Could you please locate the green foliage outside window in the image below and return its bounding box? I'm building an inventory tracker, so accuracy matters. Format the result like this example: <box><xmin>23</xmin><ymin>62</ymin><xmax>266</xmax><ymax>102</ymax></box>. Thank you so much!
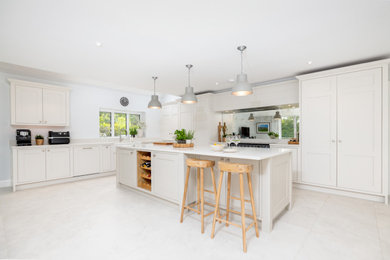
<box><xmin>99</xmin><ymin>112</ymin><xmax>111</xmax><ymax>137</ymax></box>
<box><xmin>114</xmin><ymin>113</ymin><xmax>127</xmax><ymax>136</ymax></box>
<box><xmin>281</xmin><ymin>116</ymin><xmax>299</xmax><ymax>138</ymax></box>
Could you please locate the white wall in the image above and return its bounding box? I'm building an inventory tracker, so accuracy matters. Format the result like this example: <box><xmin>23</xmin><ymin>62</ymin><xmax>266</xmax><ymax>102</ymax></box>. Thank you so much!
<box><xmin>0</xmin><ymin>72</ymin><xmax>166</xmax><ymax>185</ymax></box>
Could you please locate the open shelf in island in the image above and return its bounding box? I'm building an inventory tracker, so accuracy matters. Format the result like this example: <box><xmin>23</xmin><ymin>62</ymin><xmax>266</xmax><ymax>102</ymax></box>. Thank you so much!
<box><xmin>137</xmin><ymin>151</ymin><xmax>152</xmax><ymax>191</ymax></box>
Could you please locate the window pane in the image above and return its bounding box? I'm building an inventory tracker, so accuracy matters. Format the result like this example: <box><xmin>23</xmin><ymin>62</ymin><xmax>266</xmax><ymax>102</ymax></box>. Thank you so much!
<box><xmin>129</xmin><ymin>114</ymin><xmax>140</xmax><ymax>127</ymax></box>
<box><xmin>99</xmin><ymin>112</ymin><xmax>112</xmax><ymax>137</ymax></box>
<box><xmin>281</xmin><ymin>116</ymin><xmax>295</xmax><ymax>138</ymax></box>
<box><xmin>114</xmin><ymin>113</ymin><xmax>127</xmax><ymax>136</ymax></box>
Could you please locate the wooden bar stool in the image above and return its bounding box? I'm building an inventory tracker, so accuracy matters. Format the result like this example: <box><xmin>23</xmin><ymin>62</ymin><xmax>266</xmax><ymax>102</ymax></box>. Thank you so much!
<box><xmin>211</xmin><ymin>161</ymin><xmax>259</xmax><ymax>253</ymax></box>
<box><xmin>180</xmin><ymin>158</ymin><xmax>218</xmax><ymax>233</ymax></box>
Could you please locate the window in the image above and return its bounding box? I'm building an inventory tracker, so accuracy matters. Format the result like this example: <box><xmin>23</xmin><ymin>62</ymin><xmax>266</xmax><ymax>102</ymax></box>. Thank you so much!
<box><xmin>114</xmin><ymin>113</ymin><xmax>127</xmax><ymax>136</ymax></box>
<box><xmin>281</xmin><ymin>116</ymin><xmax>299</xmax><ymax>138</ymax></box>
<box><xmin>99</xmin><ymin>112</ymin><xmax>112</xmax><ymax>137</ymax></box>
<box><xmin>99</xmin><ymin>109</ymin><xmax>144</xmax><ymax>137</ymax></box>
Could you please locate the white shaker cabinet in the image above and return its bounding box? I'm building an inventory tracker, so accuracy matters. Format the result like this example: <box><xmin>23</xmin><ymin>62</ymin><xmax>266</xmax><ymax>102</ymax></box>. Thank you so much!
<box><xmin>46</xmin><ymin>147</ymin><xmax>71</xmax><ymax>180</ymax></box>
<box><xmin>117</xmin><ymin>149</ymin><xmax>137</xmax><ymax>188</ymax></box>
<box><xmin>42</xmin><ymin>88</ymin><xmax>69</xmax><ymax>126</ymax></box>
<box><xmin>301</xmin><ymin>77</ymin><xmax>337</xmax><ymax>186</ymax></box>
<box><xmin>152</xmin><ymin>151</ymin><xmax>180</xmax><ymax>202</ymax></box>
<box><xmin>10</xmin><ymin>79</ymin><xmax>70</xmax><ymax>126</ymax></box>
<box><xmin>336</xmin><ymin>69</ymin><xmax>382</xmax><ymax>193</ymax></box>
<box><xmin>17</xmin><ymin>148</ymin><xmax>46</xmax><ymax>184</ymax></box>
<box><xmin>101</xmin><ymin>144</ymin><xmax>116</xmax><ymax>172</ymax></box>
<box><xmin>298</xmin><ymin>60</ymin><xmax>389</xmax><ymax>198</ymax></box>
<box><xmin>13</xmin><ymin>85</ymin><xmax>43</xmax><ymax>125</ymax></box>
<box><xmin>73</xmin><ymin>145</ymin><xmax>100</xmax><ymax>176</ymax></box>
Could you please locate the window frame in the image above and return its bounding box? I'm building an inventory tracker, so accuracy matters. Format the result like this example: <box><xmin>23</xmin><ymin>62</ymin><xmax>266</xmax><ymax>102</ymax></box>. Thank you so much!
<box><xmin>99</xmin><ymin>108</ymin><xmax>145</xmax><ymax>137</ymax></box>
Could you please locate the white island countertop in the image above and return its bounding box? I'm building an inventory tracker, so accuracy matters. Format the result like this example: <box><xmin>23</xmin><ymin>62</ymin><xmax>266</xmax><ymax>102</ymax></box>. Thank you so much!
<box><xmin>116</xmin><ymin>143</ymin><xmax>291</xmax><ymax>161</ymax></box>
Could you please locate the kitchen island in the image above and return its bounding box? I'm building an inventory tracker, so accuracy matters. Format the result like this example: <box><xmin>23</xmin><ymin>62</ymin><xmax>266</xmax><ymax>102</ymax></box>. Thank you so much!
<box><xmin>116</xmin><ymin>144</ymin><xmax>292</xmax><ymax>232</ymax></box>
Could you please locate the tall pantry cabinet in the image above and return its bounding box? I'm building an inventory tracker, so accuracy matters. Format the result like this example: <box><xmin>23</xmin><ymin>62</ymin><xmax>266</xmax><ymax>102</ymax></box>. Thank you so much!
<box><xmin>297</xmin><ymin>59</ymin><xmax>389</xmax><ymax>203</ymax></box>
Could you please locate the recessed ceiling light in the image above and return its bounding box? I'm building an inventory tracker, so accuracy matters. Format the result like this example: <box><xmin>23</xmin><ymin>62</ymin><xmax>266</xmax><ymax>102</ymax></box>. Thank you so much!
<box><xmin>228</xmin><ymin>79</ymin><xmax>235</xmax><ymax>82</ymax></box>
<box><xmin>215</xmin><ymin>82</ymin><xmax>219</xmax><ymax>85</ymax></box>
<box><xmin>307</xmin><ymin>61</ymin><xmax>312</xmax><ymax>65</ymax></box>
<box><xmin>95</xmin><ymin>41</ymin><xmax>103</xmax><ymax>47</ymax></box>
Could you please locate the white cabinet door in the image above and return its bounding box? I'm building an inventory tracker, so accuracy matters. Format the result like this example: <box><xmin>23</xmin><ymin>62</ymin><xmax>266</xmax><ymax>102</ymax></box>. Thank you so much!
<box><xmin>17</xmin><ymin>148</ymin><xmax>46</xmax><ymax>184</ymax></box>
<box><xmin>101</xmin><ymin>145</ymin><xmax>112</xmax><ymax>172</ymax></box>
<box><xmin>301</xmin><ymin>77</ymin><xmax>337</xmax><ymax>186</ymax></box>
<box><xmin>43</xmin><ymin>89</ymin><xmax>69</xmax><ymax>126</ymax></box>
<box><xmin>117</xmin><ymin>149</ymin><xmax>137</xmax><ymax>187</ymax></box>
<box><xmin>73</xmin><ymin>145</ymin><xmax>100</xmax><ymax>176</ymax></box>
<box><xmin>337</xmin><ymin>68</ymin><xmax>382</xmax><ymax>193</ymax></box>
<box><xmin>14</xmin><ymin>85</ymin><xmax>43</xmax><ymax>125</ymax></box>
<box><xmin>152</xmin><ymin>152</ymin><xmax>179</xmax><ymax>202</ymax></box>
<box><xmin>46</xmin><ymin>147</ymin><xmax>71</xmax><ymax>180</ymax></box>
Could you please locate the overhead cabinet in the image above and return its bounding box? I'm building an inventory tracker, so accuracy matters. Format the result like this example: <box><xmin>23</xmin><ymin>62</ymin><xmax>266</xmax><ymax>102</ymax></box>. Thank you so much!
<box><xmin>299</xmin><ymin>60</ymin><xmax>389</xmax><ymax>196</ymax></box>
<box><xmin>10</xmin><ymin>79</ymin><xmax>70</xmax><ymax>126</ymax></box>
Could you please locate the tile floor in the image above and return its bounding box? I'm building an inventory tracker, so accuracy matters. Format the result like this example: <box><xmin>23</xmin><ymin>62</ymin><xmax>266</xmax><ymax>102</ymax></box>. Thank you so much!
<box><xmin>0</xmin><ymin>176</ymin><xmax>389</xmax><ymax>260</ymax></box>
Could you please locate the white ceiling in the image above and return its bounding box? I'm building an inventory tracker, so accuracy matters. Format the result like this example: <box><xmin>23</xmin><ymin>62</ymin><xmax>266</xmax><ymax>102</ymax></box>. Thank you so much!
<box><xmin>0</xmin><ymin>0</ymin><xmax>389</xmax><ymax>96</ymax></box>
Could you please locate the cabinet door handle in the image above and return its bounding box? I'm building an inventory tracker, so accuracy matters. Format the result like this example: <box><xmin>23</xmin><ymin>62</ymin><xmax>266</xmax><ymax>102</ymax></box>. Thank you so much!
<box><xmin>331</xmin><ymin>140</ymin><xmax>336</xmax><ymax>143</ymax></box>
<box><xmin>83</xmin><ymin>147</ymin><xmax>93</xmax><ymax>150</ymax></box>
<box><xmin>42</xmin><ymin>150</ymin><xmax>45</xmax><ymax>152</ymax></box>
<box><xmin>47</xmin><ymin>150</ymin><xmax>50</xmax><ymax>152</ymax></box>
<box><xmin>338</xmin><ymin>140</ymin><xmax>342</xmax><ymax>143</ymax></box>
<box><xmin>153</xmin><ymin>154</ymin><xmax>156</xmax><ymax>157</ymax></box>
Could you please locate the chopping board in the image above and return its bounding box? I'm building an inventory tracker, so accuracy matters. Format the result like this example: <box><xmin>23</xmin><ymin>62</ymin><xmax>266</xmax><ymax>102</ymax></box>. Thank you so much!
<box><xmin>153</xmin><ymin>142</ymin><xmax>174</xmax><ymax>145</ymax></box>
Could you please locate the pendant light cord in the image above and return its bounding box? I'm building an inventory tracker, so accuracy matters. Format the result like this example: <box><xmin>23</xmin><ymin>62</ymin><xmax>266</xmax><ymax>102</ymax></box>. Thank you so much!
<box><xmin>152</xmin><ymin>76</ymin><xmax>157</xmax><ymax>95</ymax></box>
<box><xmin>188</xmin><ymin>67</ymin><xmax>191</xmax><ymax>87</ymax></box>
<box><xmin>240</xmin><ymin>50</ymin><xmax>244</xmax><ymax>74</ymax></box>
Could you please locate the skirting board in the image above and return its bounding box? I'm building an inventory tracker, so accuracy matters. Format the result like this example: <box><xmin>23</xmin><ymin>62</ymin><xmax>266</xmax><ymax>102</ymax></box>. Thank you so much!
<box><xmin>0</xmin><ymin>180</ymin><xmax>11</xmax><ymax>188</ymax></box>
<box><xmin>293</xmin><ymin>183</ymin><xmax>386</xmax><ymax>203</ymax></box>
<box><xmin>15</xmin><ymin>172</ymin><xmax>115</xmax><ymax>191</ymax></box>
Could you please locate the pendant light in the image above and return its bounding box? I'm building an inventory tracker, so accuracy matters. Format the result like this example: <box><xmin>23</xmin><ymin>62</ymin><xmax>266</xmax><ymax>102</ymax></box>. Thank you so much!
<box><xmin>232</xmin><ymin>45</ymin><xmax>253</xmax><ymax>96</ymax></box>
<box><xmin>248</xmin><ymin>113</ymin><xmax>255</xmax><ymax>121</ymax></box>
<box><xmin>148</xmin><ymin>76</ymin><xmax>162</xmax><ymax>109</ymax></box>
<box><xmin>181</xmin><ymin>64</ymin><xmax>197</xmax><ymax>104</ymax></box>
<box><xmin>274</xmin><ymin>111</ymin><xmax>282</xmax><ymax>120</ymax></box>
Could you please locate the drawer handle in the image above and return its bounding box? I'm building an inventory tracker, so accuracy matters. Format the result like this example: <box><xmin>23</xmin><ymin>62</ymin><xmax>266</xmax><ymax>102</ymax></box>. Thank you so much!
<box><xmin>83</xmin><ymin>147</ymin><xmax>93</xmax><ymax>150</ymax></box>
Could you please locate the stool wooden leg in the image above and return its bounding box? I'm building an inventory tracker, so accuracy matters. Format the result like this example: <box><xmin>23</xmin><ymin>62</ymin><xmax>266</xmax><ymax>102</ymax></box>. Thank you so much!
<box><xmin>200</xmin><ymin>168</ymin><xmax>205</xmax><ymax>233</ymax></box>
<box><xmin>226</xmin><ymin>172</ymin><xmax>231</xmax><ymax>226</ymax></box>
<box><xmin>210</xmin><ymin>167</ymin><xmax>220</xmax><ymax>221</ymax></box>
<box><xmin>247</xmin><ymin>172</ymin><xmax>259</xmax><ymax>237</ymax></box>
<box><xmin>239</xmin><ymin>174</ymin><xmax>247</xmax><ymax>253</ymax></box>
<box><xmin>180</xmin><ymin>166</ymin><xmax>191</xmax><ymax>223</ymax></box>
<box><xmin>211</xmin><ymin>170</ymin><xmax>224</xmax><ymax>239</ymax></box>
<box><xmin>197</xmin><ymin>168</ymin><xmax>200</xmax><ymax>212</ymax></box>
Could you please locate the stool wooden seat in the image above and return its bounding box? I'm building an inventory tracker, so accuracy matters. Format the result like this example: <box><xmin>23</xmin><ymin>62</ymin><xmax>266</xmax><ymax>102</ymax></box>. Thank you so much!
<box><xmin>180</xmin><ymin>158</ymin><xmax>218</xmax><ymax>233</ymax></box>
<box><xmin>211</xmin><ymin>161</ymin><xmax>259</xmax><ymax>253</ymax></box>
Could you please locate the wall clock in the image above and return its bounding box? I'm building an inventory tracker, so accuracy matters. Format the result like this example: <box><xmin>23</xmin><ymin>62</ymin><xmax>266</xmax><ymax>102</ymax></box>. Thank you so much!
<box><xmin>120</xmin><ymin>97</ymin><xmax>129</xmax><ymax>107</ymax></box>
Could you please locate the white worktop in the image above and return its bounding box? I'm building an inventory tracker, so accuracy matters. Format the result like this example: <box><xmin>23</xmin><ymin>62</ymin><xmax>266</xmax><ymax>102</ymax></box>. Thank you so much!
<box><xmin>116</xmin><ymin>143</ymin><xmax>291</xmax><ymax>161</ymax></box>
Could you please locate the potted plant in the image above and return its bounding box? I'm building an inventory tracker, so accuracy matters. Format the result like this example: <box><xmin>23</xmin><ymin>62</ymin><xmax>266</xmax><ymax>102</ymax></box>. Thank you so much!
<box><xmin>35</xmin><ymin>135</ymin><xmax>44</xmax><ymax>145</ymax></box>
<box><xmin>129</xmin><ymin>126</ymin><xmax>138</xmax><ymax>138</ymax></box>
<box><xmin>186</xmin><ymin>130</ymin><xmax>195</xmax><ymax>144</ymax></box>
<box><xmin>268</xmin><ymin>132</ymin><xmax>279</xmax><ymax>139</ymax></box>
<box><xmin>174</xmin><ymin>129</ymin><xmax>187</xmax><ymax>144</ymax></box>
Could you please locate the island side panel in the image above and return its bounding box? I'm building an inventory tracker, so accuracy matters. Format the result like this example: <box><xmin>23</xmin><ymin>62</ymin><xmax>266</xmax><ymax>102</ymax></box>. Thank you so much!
<box><xmin>260</xmin><ymin>152</ymin><xmax>292</xmax><ymax>232</ymax></box>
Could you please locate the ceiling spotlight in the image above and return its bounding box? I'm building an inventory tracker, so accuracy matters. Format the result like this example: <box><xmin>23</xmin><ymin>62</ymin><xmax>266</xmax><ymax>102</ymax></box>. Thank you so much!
<box><xmin>248</xmin><ymin>113</ymin><xmax>255</xmax><ymax>121</ymax></box>
<box><xmin>274</xmin><ymin>111</ymin><xmax>282</xmax><ymax>120</ymax></box>
<box><xmin>215</xmin><ymin>82</ymin><xmax>219</xmax><ymax>85</ymax></box>
<box><xmin>95</xmin><ymin>41</ymin><xmax>103</xmax><ymax>47</ymax></box>
<box><xmin>307</xmin><ymin>61</ymin><xmax>312</xmax><ymax>65</ymax></box>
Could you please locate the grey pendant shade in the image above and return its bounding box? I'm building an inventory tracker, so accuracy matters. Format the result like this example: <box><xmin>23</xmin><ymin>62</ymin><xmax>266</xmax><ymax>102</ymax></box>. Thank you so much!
<box><xmin>274</xmin><ymin>111</ymin><xmax>282</xmax><ymax>120</ymax></box>
<box><xmin>248</xmin><ymin>113</ymin><xmax>255</xmax><ymax>121</ymax></box>
<box><xmin>232</xmin><ymin>45</ymin><xmax>253</xmax><ymax>96</ymax></box>
<box><xmin>181</xmin><ymin>64</ymin><xmax>198</xmax><ymax>104</ymax></box>
<box><xmin>148</xmin><ymin>76</ymin><xmax>162</xmax><ymax>109</ymax></box>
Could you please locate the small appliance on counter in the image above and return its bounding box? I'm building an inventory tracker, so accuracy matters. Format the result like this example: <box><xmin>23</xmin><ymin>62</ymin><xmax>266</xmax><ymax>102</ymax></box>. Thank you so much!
<box><xmin>16</xmin><ymin>129</ymin><xmax>32</xmax><ymax>146</ymax></box>
<box><xmin>48</xmin><ymin>131</ymin><xmax>70</xmax><ymax>145</ymax></box>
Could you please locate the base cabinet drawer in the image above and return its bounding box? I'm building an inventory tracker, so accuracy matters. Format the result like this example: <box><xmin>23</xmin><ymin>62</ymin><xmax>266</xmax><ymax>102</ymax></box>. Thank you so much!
<box><xmin>17</xmin><ymin>149</ymin><xmax>46</xmax><ymax>184</ymax></box>
<box><xmin>73</xmin><ymin>146</ymin><xmax>100</xmax><ymax>176</ymax></box>
<box><xmin>46</xmin><ymin>147</ymin><xmax>71</xmax><ymax>180</ymax></box>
